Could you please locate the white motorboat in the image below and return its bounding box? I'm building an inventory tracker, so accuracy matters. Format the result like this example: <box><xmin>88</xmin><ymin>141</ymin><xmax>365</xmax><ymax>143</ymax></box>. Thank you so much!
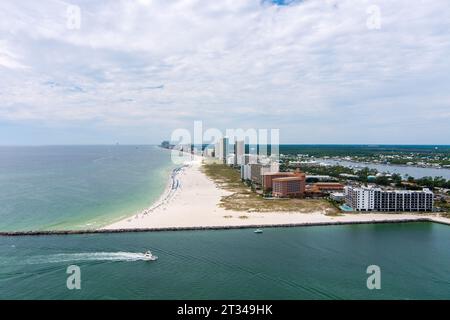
<box><xmin>143</xmin><ymin>250</ymin><xmax>158</xmax><ymax>261</ymax></box>
<box><xmin>254</xmin><ymin>229</ymin><xmax>263</xmax><ymax>234</ymax></box>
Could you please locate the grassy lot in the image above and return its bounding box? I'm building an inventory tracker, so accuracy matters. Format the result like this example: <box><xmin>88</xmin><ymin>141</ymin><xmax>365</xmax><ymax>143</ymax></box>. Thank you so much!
<box><xmin>201</xmin><ymin>162</ymin><xmax>338</xmax><ymax>214</ymax></box>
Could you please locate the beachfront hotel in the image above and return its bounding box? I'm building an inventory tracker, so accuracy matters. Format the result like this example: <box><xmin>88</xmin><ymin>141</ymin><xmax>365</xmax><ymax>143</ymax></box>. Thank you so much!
<box><xmin>272</xmin><ymin>176</ymin><xmax>306</xmax><ymax>198</ymax></box>
<box><xmin>345</xmin><ymin>186</ymin><xmax>434</xmax><ymax>212</ymax></box>
<box><xmin>262</xmin><ymin>172</ymin><xmax>296</xmax><ymax>192</ymax></box>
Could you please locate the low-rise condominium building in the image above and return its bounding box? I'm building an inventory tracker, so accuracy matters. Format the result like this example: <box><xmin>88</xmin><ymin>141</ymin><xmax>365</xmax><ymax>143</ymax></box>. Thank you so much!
<box><xmin>344</xmin><ymin>186</ymin><xmax>434</xmax><ymax>212</ymax></box>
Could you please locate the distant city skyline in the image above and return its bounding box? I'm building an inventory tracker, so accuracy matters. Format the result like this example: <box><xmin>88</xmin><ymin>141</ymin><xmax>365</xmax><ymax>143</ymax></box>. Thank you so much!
<box><xmin>1</xmin><ymin>0</ymin><xmax>450</xmax><ymax>145</ymax></box>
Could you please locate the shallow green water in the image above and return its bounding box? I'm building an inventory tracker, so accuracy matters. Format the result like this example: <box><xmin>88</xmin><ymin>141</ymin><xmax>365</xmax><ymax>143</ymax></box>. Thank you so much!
<box><xmin>0</xmin><ymin>145</ymin><xmax>175</xmax><ymax>231</ymax></box>
<box><xmin>1</xmin><ymin>223</ymin><xmax>449</xmax><ymax>299</ymax></box>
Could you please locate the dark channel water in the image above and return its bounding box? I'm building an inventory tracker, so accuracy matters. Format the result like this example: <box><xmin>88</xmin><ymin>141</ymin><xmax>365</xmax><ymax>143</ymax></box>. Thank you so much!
<box><xmin>1</xmin><ymin>222</ymin><xmax>449</xmax><ymax>300</ymax></box>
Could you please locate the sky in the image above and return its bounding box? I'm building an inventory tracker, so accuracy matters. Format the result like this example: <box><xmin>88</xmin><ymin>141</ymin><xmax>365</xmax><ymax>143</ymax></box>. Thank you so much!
<box><xmin>0</xmin><ymin>0</ymin><xmax>450</xmax><ymax>145</ymax></box>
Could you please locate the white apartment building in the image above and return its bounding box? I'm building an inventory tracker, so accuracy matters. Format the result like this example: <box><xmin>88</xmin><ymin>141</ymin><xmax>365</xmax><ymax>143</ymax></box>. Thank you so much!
<box><xmin>244</xmin><ymin>154</ymin><xmax>258</xmax><ymax>165</ymax></box>
<box><xmin>222</xmin><ymin>137</ymin><xmax>229</xmax><ymax>163</ymax></box>
<box><xmin>241</xmin><ymin>162</ymin><xmax>279</xmax><ymax>184</ymax></box>
<box><xmin>345</xmin><ymin>186</ymin><xmax>375</xmax><ymax>211</ymax></box>
<box><xmin>214</xmin><ymin>137</ymin><xmax>229</xmax><ymax>163</ymax></box>
<box><xmin>226</xmin><ymin>154</ymin><xmax>235</xmax><ymax>165</ymax></box>
<box><xmin>240</xmin><ymin>164</ymin><xmax>252</xmax><ymax>180</ymax></box>
<box><xmin>203</xmin><ymin>148</ymin><xmax>214</xmax><ymax>157</ymax></box>
<box><xmin>235</xmin><ymin>140</ymin><xmax>245</xmax><ymax>165</ymax></box>
<box><xmin>215</xmin><ymin>141</ymin><xmax>222</xmax><ymax>160</ymax></box>
<box><xmin>345</xmin><ymin>186</ymin><xmax>434</xmax><ymax>212</ymax></box>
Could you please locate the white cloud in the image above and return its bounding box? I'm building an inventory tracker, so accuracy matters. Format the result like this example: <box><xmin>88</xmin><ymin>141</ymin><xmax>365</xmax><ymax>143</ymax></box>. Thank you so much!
<box><xmin>0</xmin><ymin>41</ymin><xmax>28</xmax><ymax>69</ymax></box>
<box><xmin>0</xmin><ymin>0</ymin><xmax>449</xmax><ymax>143</ymax></box>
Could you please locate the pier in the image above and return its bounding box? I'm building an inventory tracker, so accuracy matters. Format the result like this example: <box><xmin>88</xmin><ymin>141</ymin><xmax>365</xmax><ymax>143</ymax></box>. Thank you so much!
<box><xmin>0</xmin><ymin>217</ymin><xmax>448</xmax><ymax>237</ymax></box>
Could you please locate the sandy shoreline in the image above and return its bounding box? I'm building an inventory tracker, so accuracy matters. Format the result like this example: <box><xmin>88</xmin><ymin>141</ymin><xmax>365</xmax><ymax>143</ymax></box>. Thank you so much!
<box><xmin>102</xmin><ymin>155</ymin><xmax>450</xmax><ymax>230</ymax></box>
<box><xmin>130</xmin><ymin>163</ymin><xmax>189</xmax><ymax>218</ymax></box>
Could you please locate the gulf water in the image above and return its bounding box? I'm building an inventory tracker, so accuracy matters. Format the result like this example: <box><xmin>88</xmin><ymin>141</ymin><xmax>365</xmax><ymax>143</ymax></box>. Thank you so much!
<box><xmin>0</xmin><ymin>145</ymin><xmax>175</xmax><ymax>231</ymax></box>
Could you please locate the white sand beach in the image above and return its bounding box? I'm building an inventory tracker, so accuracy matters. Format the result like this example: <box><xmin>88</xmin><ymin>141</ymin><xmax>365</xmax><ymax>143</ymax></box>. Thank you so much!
<box><xmin>102</xmin><ymin>156</ymin><xmax>450</xmax><ymax>230</ymax></box>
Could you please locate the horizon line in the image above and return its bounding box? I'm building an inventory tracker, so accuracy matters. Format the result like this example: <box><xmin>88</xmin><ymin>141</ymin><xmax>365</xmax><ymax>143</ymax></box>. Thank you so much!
<box><xmin>1</xmin><ymin>143</ymin><xmax>449</xmax><ymax>147</ymax></box>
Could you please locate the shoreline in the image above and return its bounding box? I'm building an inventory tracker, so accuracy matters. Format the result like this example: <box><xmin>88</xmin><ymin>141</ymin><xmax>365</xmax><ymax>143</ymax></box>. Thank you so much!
<box><xmin>124</xmin><ymin>164</ymin><xmax>188</xmax><ymax>220</ymax></box>
<box><xmin>101</xmin><ymin>150</ymin><xmax>192</xmax><ymax>228</ymax></box>
<box><xmin>2</xmin><ymin>152</ymin><xmax>449</xmax><ymax>236</ymax></box>
<box><xmin>2</xmin><ymin>218</ymin><xmax>447</xmax><ymax>236</ymax></box>
<box><xmin>100</xmin><ymin>154</ymin><xmax>450</xmax><ymax>231</ymax></box>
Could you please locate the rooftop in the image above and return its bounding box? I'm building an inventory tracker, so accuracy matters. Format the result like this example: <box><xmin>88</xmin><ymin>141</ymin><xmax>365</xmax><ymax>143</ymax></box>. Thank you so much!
<box><xmin>273</xmin><ymin>177</ymin><xmax>304</xmax><ymax>182</ymax></box>
<box><xmin>262</xmin><ymin>172</ymin><xmax>293</xmax><ymax>176</ymax></box>
<box><xmin>347</xmin><ymin>186</ymin><xmax>433</xmax><ymax>194</ymax></box>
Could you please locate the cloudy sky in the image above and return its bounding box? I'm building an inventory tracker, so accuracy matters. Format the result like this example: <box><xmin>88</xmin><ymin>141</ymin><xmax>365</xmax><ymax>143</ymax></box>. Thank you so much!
<box><xmin>1</xmin><ymin>0</ymin><xmax>449</xmax><ymax>145</ymax></box>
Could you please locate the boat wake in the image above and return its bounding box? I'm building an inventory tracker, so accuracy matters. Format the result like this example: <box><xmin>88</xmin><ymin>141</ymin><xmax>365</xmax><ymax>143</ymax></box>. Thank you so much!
<box><xmin>25</xmin><ymin>252</ymin><xmax>153</xmax><ymax>264</ymax></box>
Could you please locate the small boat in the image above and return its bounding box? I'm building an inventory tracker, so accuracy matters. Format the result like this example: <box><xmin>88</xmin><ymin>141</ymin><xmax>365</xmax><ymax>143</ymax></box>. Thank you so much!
<box><xmin>143</xmin><ymin>250</ymin><xmax>158</xmax><ymax>261</ymax></box>
<box><xmin>254</xmin><ymin>229</ymin><xmax>263</xmax><ymax>234</ymax></box>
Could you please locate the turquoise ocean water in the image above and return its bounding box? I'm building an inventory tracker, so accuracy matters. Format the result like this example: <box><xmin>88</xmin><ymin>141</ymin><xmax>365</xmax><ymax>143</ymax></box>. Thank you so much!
<box><xmin>0</xmin><ymin>145</ymin><xmax>175</xmax><ymax>231</ymax></box>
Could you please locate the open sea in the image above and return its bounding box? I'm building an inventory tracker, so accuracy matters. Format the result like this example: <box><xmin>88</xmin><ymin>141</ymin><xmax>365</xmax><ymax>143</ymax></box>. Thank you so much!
<box><xmin>0</xmin><ymin>145</ymin><xmax>175</xmax><ymax>231</ymax></box>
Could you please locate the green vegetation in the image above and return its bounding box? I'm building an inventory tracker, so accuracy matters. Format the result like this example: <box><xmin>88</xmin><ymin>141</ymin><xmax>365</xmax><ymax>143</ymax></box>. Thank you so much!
<box><xmin>279</xmin><ymin>144</ymin><xmax>450</xmax><ymax>157</ymax></box>
<box><xmin>286</xmin><ymin>161</ymin><xmax>450</xmax><ymax>189</ymax></box>
<box><xmin>325</xmin><ymin>199</ymin><xmax>345</xmax><ymax>216</ymax></box>
<box><xmin>435</xmin><ymin>199</ymin><xmax>450</xmax><ymax>213</ymax></box>
<box><xmin>280</xmin><ymin>145</ymin><xmax>450</xmax><ymax>171</ymax></box>
<box><xmin>202</xmin><ymin>162</ymin><xmax>338</xmax><ymax>214</ymax></box>
<box><xmin>287</xmin><ymin>163</ymin><xmax>408</xmax><ymax>186</ymax></box>
<box><xmin>285</xmin><ymin>164</ymin><xmax>356</xmax><ymax>177</ymax></box>
<box><xmin>406</xmin><ymin>176</ymin><xmax>450</xmax><ymax>189</ymax></box>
